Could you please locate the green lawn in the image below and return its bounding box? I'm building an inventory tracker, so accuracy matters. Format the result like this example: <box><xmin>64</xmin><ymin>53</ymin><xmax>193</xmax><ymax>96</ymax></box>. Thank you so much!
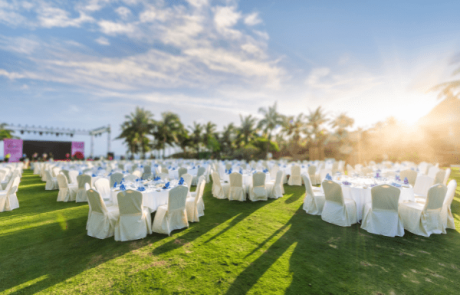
<box><xmin>1</xmin><ymin>169</ymin><xmax>460</xmax><ymax>294</ymax></box>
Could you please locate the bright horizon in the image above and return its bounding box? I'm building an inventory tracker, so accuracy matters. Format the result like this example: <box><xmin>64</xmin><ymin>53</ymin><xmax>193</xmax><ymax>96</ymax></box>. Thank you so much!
<box><xmin>1</xmin><ymin>0</ymin><xmax>459</xmax><ymax>156</ymax></box>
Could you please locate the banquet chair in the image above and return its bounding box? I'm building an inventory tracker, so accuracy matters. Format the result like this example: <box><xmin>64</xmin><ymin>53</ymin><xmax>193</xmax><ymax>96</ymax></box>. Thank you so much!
<box><xmin>266</xmin><ymin>170</ymin><xmax>284</xmax><ymax>199</ymax></box>
<box><xmin>186</xmin><ymin>178</ymin><xmax>206</xmax><ymax>222</ymax></box>
<box><xmin>115</xmin><ymin>190</ymin><xmax>152</xmax><ymax>241</ymax></box>
<box><xmin>270</xmin><ymin>164</ymin><xmax>279</xmax><ymax>179</ymax></box>
<box><xmin>86</xmin><ymin>189</ymin><xmax>119</xmax><ymax>239</ymax></box>
<box><xmin>161</xmin><ymin>166</ymin><xmax>169</xmax><ymax>174</ymax></box>
<box><xmin>158</xmin><ymin>173</ymin><xmax>170</xmax><ymax>181</ymax></box>
<box><xmin>33</xmin><ymin>163</ymin><xmax>41</xmax><ymax>175</ymax></box>
<box><xmin>152</xmin><ymin>185</ymin><xmax>189</xmax><ymax>236</ymax></box>
<box><xmin>132</xmin><ymin>170</ymin><xmax>142</xmax><ymax>179</ymax></box>
<box><xmin>399</xmin><ymin>184</ymin><xmax>447</xmax><ymax>237</ymax></box>
<box><xmin>441</xmin><ymin>180</ymin><xmax>457</xmax><ymax>230</ymax></box>
<box><xmin>318</xmin><ymin>169</ymin><xmax>332</xmax><ymax>183</ymax></box>
<box><xmin>124</xmin><ymin>174</ymin><xmax>137</xmax><ymax>182</ymax></box>
<box><xmin>52</xmin><ymin>167</ymin><xmax>61</xmax><ymax>178</ymax></box>
<box><xmin>414</xmin><ymin>175</ymin><xmax>435</xmax><ymax>203</ymax></box>
<box><xmin>76</xmin><ymin>174</ymin><xmax>91</xmax><ymax>203</ymax></box>
<box><xmin>308</xmin><ymin>166</ymin><xmax>318</xmax><ymax>185</ymax></box>
<box><xmin>427</xmin><ymin>166</ymin><xmax>439</xmax><ymax>179</ymax></box>
<box><xmin>142</xmin><ymin>165</ymin><xmax>152</xmax><ymax>180</ymax></box>
<box><xmin>192</xmin><ymin>167</ymin><xmax>206</xmax><ymax>186</ymax></box>
<box><xmin>61</xmin><ymin>170</ymin><xmax>72</xmax><ymax>184</ymax></box>
<box><xmin>434</xmin><ymin>170</ymin><xmax>446</xmax><ymax>185</ymax></box>
<box><xmin>45</xmin><ymin>170</ymin><xmax>59</xmax><ymax>190</ymax></box>
<box><xmin>211</xmin><ymin>171</ymin><xmax>229</xmax><ymax>199</ymax></box>
<box><xmin>178</xmin><ymin>167</ymin><xmax>187</xmax><ymax>178</ymax></box>
<box><xmin>288</xmin><ymin>165</ymin><xmax>302</xmax><ymax>186</ymax></box>
<box><xmin>302</xmin><ymin>174</ymin><xmax>325</xmax><ymax>215</ymax></box>
<box><xmin>361</xmin><ymin>185</ymin><xmax>404</xmax><ymax>237</ymax></box>
<box><xmin>228</xmin><ymin>172</ymin><xmax>246</xmax><ymax>201</ymax></box>
<box><xmin>225</xmin><ymin>163</ymin><xmax>232</xmax><ymax>171</ymax></box>
<box><xmin>0</xmin><ymin>169</ymin><xmax>7</xmax><ymax>185</ymax></box>
<box><xmin>69</xmin><ymin>170</ymin><xmax>79</xmax><ymax>185</ymax></box>
<box><xmin>94</xmin><ymin>178</ymin><xmax>112</xmax><ymax>203</ymax></box>
<box><xmin>443</xmin><ymin>168</ymin><xmax>451</xmax><ymax>185</ymax></box>
<box><xmin>118</xmin><ymin>164</ymin><xmax>124</xmax><ymax>170</ymax></box>
<box><xmin>400</xmin><ymin>170</ymin><xmax>417</xmax><ymax>186</ymax></box>
<box><xmin>56</xmin><ymin>174</ymin><xmax>78</xmax><ymax>202</ymax></box>
<box><xmin>82</xmin><ymin>169</ymin><xmax>92</xmax><ymax>175</ymax></box>
<box><xmin>182</xmin><ymin>173</ymin><xmax>193</xmax><ymax>191</ymax></box>
<box><xmin>110</xmin><ymin>172</ymin><xmax>124</xmax><ymax>187</ymax></box>
<box><xmin>249</xmin><ymin>172</ymin><xmax>267</xmax><ymax>202</ymax></box>
<box><xmin>0</xmin><ymin>177</ymin><xmax>20</xmax><ymax>212</ymax></box>
<box><xmin>321</xmin><ymin>180</ymin><xmax>358</xmax><ymax>227</ymax></box>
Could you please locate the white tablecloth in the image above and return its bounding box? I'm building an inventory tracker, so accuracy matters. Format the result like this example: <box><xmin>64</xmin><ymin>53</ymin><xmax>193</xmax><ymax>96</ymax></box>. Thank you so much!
<box><xmin>111</xmin><ymin>188</ymin><xmax>169</xmax><ymax>213</ymax></box>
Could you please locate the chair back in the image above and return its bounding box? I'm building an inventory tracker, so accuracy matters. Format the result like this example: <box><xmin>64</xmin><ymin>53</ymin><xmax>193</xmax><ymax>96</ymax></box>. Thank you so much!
<box><xmin>275</xmin><ymin>170</ymin><xmax>283</xmax><ymax>186</ymax></box>
<box><xmin>168</xmin><ymin>185</ymin><xmax>188</xmax><ymax>212</ymax></box>
<box><xmin>424</xmin><ymin>184</ymin><xmax>447</xmax><ymax>211</ymax></box>
<box><xmin>178</xmin><ymin>167</ymin><xmax>187</xmax><ymax>178</ymax></box>
<box><xmin>322</xmin><ymin>180</ymin><xmax>344</xmax><ymax>205</ymax></box>
<box><xmin>229</xmin><ymin>172</ymin><xmax>243</xmax><ymax>187</ymax></box>
<box><xmin>371</xmin><ymin>185</ymin><xmax>400</xmax><ymax>212</ymax></box>
<box><xmin>69</xmin><ymin>170</ymin><xmax>79</xmax><ymax>184</ymax></box>
<box><xmin>77</xmin><ymin>174</ymin><xmax>91</xmax><ymax>189</ymax></box>
<box><xmin>270</xmin><ymin>165</ymin><xmax>279</xmax><ymax>177</ymax></box>
<box><xmin>400</xmin><ymin>169</ymin><xmax>417</xmax><ymax>186</ymax></box>
<box><xmin>6</xmin><ymin>177</ymin><xmax>20</xmax><ymax>195</ymax></box>
<box><xmin>211</xmin><ymin>171</ymin><xmax>221</xmax><ymax>183</ymax></box>
<box><xmin>87</xmin><ymin>189</ymin><xmax>107</xmax><ymax>214</ymax></box>
<box><xmin>94</xmin><ymin>178</ymin><xmax>111</xmax><ymax>198</ymax></box>
<box><xmin>132</xmin><ymin>170</ymin><xmax>142</xmax><ymax>178</ymax></box>
<box><xmin>443</xmin><ymin>179</ymin><xmax>457</xmax><ymax>206</ymax></box>
<box><xmin>253</xmin><ymin>172</ymin><xmax>266</xmax><ymax>187</ymax></box>
<box><xmin>124</xmin><ymin>174</ymin><xmax>137</xmax><ymax>182</ymax></box>
<box><xmin>225</xmin><ymin>163</ymin><xmax>232</xmax><ymax>170</ymax></box>
<box><xmin>61</xmin><ymin>170</ymin><xmax>71</xmax><ymax>183</ymax></box>
<box><xmin>291</xmin><ymin>165</ymin><xmax>301</xmax><ymax>176</ymax></box>
<box><xmin>197</xmin><ymin>167</ymin><xmax>206</xmax><ymax>177</ymax></box>
<box><xmin>434</xmin><ymin>170</ymin><xmax>446</xmax><ymax>185</ymax></box>
<box><xmin>0</xmin><ymin>169</ymin><xmax>6</xmax><ymax>182</ymax></box>
<box><xmin>195</xmin><ymin>179</ymin><xmax>206</xmax><ymax>205</ymax></box>
<box><xmin>57</xmin><ymin>174</ymin><xmax>69</xmax><ymax>189</ymax></box>
<box><xmin>45</xmin><ymin>170</ymin><xmax>54</xmax><ymax>181</ymax></box>
<box><xmin>308</xmin><ymin>165</ymin><xmax>316</xmax><ymax>175</ymax></box>
<box><xmin>302</xmin><ymin>174</ymin><xmax>314</xmax><ymax>198</ymax></box>
<box><xmin>442</xmin><ymin>168</ymin><xmax>451</xmax><ymax>185</ymax></box>
<box><xmin>414</xmin><ymin>175</ymin><xmax>435</xmax><ymax>196</ymax></box>
<box><xmin>110</xmin><ymin>173</ymin><xmax>124</xmax><ymax>187</ymax></box>
<box><xmin>182</xmin><ymin>173</ymin><xmax>193</xmax><ymax>190</ymax></box>
<box><xmin>427</xmin><ymin>166</ymin><xmax>439</xmax><ymax>178</ymax></box>
<box><xmin>143</xmin><ymin>165</ymin><xmax>151</xmax><ymax>174</ymax></box>
<box><xmin>117</xmin><ymin>190</ymin><xmax>143</xmax><ymax>215</ymax></box>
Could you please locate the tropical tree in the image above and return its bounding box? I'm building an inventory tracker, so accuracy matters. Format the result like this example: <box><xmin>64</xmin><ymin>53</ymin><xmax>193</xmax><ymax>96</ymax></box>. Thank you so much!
<box><xmin>282</xmin><ymin>113</ymin><xmax>305</xmax><ymax>143</ymax></box>
<box><xmin>220</xmin><ymin>122</ymin><xmax>235</xmax><ymax>156</ymax></box>
<box><xmin>305</xmin><ymin>106</ymin><xmax>329</xmax><ymax>160</ymax></box>
<box><xmin>116</xmin><ymin>107</ymin><xmax>154</xmax><ymax>158</ymax></box>
<box><xmin>0</xmin><ymin>123</ymin><xmax>16</xmax><ymax>140</ymax></box>
<box><xmin>257</xmin><ymin>102</ymin><xmax>285</xmax><ymax>156</ymax></box>
<box><xmin>176</xmin><ymin>129</ymin><xmax>193</xmax><ymax>154</ymax></box>
<box><xmin>152</xmin><ymin>112</ymin><xmax>184</xmax><ymax>158</ymax></box>
<box><xmin>188</xmin><ymin>122</ymin><xmax>203</xmax><ymax>154</ymax></box>
<box><xmin>203</xmin><ymin>121</ymin><xmax>217</xmax><ymax>151</ymax></box>
<box><xmin>330</xmin><ymin>113</ymin><xmax>354</xmax><ymax>141</ymax></box>
<box><xmin>236</xmin><ymin>114</ymin><xmax>257</xmax><ymax>147</ymax></box>
<box><xmin>431</xmin><ymin>60</ymin><xmax>460</xmax><ymax>100</ymax></box>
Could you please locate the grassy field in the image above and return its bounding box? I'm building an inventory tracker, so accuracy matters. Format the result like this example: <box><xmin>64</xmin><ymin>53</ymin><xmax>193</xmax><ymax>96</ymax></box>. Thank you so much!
<box><xmin>1</xmin><ymin>169</ymin><xmax>460</xmax><ymax>294</ymax></box>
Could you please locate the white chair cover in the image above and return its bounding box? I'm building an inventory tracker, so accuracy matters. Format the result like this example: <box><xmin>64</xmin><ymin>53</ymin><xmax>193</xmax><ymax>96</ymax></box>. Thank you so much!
<box><xmin>186</xmin><ymin>179</ymin><xmax>206</xmax><ymax>222</ymax></box>
<box><xmin>61</xmin><ymin>170</ymin><xmax>71</xmax><ymax>183</ymax></box>
<box><xmin>76</xmin><ymin>174</ymin><xmax>91</xmax><ymax>202</ymax></box>
<box><xmin>182</xmin><ymin>173</ymin><xmax>193</xmax><ymax>191</ymax></box>
<box><xmin>178</xmin><ymin>167</ymin><xmax>187</xmax><ymax>178</ymax></box>
<box><xmin>414</xmin><ymin>174</ymin><xmax>435</xmax><ymax>201</ymax></box>
<box><xmin>228</xmin><ymin>172</ymin><xmax>245</xmax><ymax>201</ymax></box>
<box><xmin>110</xmin><ymin>173</ymin><xmax>124</xmax><ymax>187</ymax></box>
<box><xmin>86</xmin><ymin>189</ymin><xmax>119</xmax><ymax>239</ymax></box>
<box><xmin>400</xmin><ymin>170</ymin><xmax>417</xmax><ymax>186</ymax></box>
<box><xmin>115</xmin><ymin>190</ymin><xmax>152</xmax><ymax>241</ymax></box>
<box><xmin>124</xmin><ymin>174</ymin><xmax>137</xmax><ymax>182</ymax></box>
<box><xmin>441</xmin><ymin>180</ymin><xmax>457</xmax><ymax>230</ymax></box>
<box><xmin>94</xmin><ymin>178</ymin><xmax>112</xmax><ymax>202</ymax></box>
<box><xmin>211</xmin><ymin>171</ymin><xmax>229</xmax><ymax>199</ymax></box>
<box><xmin>443</xmin><ymin>168</ymin><xmax>451</xmax><ymax>185</ymax></box>
<box><xmin>249</xmin><ymin>172</ymin><xmax>267</xmax><ymax>202</ymax></box>
<box><xmin>45</xmin><ymin>170</ymin><xmax>59</xmax><ymax>190</ymax></box>
<box><xmin>266</xmin><ymin>170</ymin><xmax>284</xmax><ymax>199</ymax></box>
<box><xmin>152</xmin><ymin>185</ymin><xmax>189</xmax><ymax>235</ymax></box>
<box><xmin>192</xmin><ymin>167</ymin><xmax>206</xmax><ymax>186</ymax></box>
<box><xmin>142</xmin><ymin>165</ymin><xmax>152</xmax><ymax>180</ymax></box>
<box><xmin>399</xmin><ymin>184</ymin><xmax>447</xmax><ymax>237</ymax></box>
<box><xmin>69</xmin><ymin>170</ymin><xmax>79</xmax><ymax>185</ymax></box>
<box><xmin>361</xmin><ymin>185</ymin><xmax>404</xmax><ymax>237</ymax></box>
<box><xmin>288</xmin><ymin>165</ymin><xmax>302</xmax><ymax>186</ymax></box>
<box><xmin>308</xmin><ymin>166</ymin><xmax>318</xmax><ymax>185</ymax></box>
<box><xmin>0</xmin><ymin>176</ymin><xmax>20</xmax><ymax>212</ymax></box>
<box><xmin>321</xmin><ymin>180</ymin><xmax>358</xmax><ymax>227</ymax></box>
<box><xmin>302</xmin><ymin>174</ymin><xmax>325</xmax><ymax>215</ymax></box>
<box><xmin>56</xmin><ymin>174</ymin><xmax>78</xmax><ymax>202</ymax></box>
<box><xmin>434</xmin><ymin>170</ymin><xmax>446</xmax><ymax>185</ymax></box>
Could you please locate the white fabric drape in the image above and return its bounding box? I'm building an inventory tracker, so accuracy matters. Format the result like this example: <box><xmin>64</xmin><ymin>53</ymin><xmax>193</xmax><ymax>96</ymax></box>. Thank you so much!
<box><xmin>186</xmin><ymin>179</ymin><xmax>206</xmax><ymax>222</ymax></box>
<box><xmin>211</xmin><ymin>171</ymin><xmax>229</xmax><ymax>199</ymax></box>
<box><xmin>441</xmin><ymin>179</ymin><xmax>457</xmax><ymax>230</ymax></box>
<box><xmin>0</xmin><ymin>176</ymin><xmax>20</xmax><ymax>212</ymax></box>
<box><xmin>288</xmin><ymin>165</ymin><xmax>302</xmax><ymax>186</ymax></box>
<box><xmin>152</xmin><ymin>185</ymin><xmax>189</xmax><ymax>235</ymax></box>
<box><xmin>266</xmin><ymin>170</ymin><xmax>284</xmax><ymax>199</ymax></box>
<box><xmin>76</xmin><ymin>174</ymin><xmax>91</xmax><ymax>202</ymax></box>
<box><xmin>228</xmin><ymin>172</ymin><xmax>246</xmax><ymax>201</ymax></box>
<box><xmin>45</xmin><ymin>170</ymin><xmax>58</xmax><ymax>190</ymax></box>
<box><xmin>248</xmin><ymin>172</ymin><xmax>267</xmax><ymax>202</ymax></box>
<box><xmin>56</xmin><ymin>174</ymin><xmax>77</xmax><ymax>202</ymax></box>
<box><xmin>86</xmin><ymin>189</ymin><xmax>119</xmax><ymax>239</ymax></box>
<box><xmin>302</xmin><ymin>174</ymin><xmax>325</xmax><ymax>215</ymax></box>
<box><xmin>321</xmin><ymin>180</ymin><xmax>358</xmax><ymax>227</ymax></box>
<box><xmin>115</xmin><ymin>190</ymin><xmax>152</xmax><ymax>241</ymax></box>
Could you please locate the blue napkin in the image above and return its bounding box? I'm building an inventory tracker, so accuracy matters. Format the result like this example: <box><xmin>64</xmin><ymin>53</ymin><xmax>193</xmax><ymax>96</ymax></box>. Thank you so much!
<box><xmin>78</xmin><ymin>172</ymin><xmax>82</xmax><ymax>175</ymax></box>
<box><xmin>154</xmin><ymin>164</ymin><xmax>159</xmax><ymax>167</ymax></box>
<box><xmin>137</xmin><ymin>186</ymin><xmax>146</xmax><ymax>192</ymax></box>
<box><xmin>136</xmin><ymin>178</ymin><xmax>140</xmax><ymax>182</ymax></box>
<box><xmin>263</xmin><ymin>169</ymin><xmax>268</xmax><ymax>173</ymax></box>
<box><xmin>108</xmin><ymin>172</ymin><xmax>112</xmax><ymax>176</ymax></box>
<box><xmin>239</xmin><ymin>168</ymin><xmax>243</xmax><ymax>174</ymax></box>
<box><xmin>192</xmin><ymin>166</ymin><xmax>196</xmax><ymax>169</ymax></box>
<box><xmin>168</xmin><ymin>166</ymin><xmax>171</xmax><ymax>169</ymax></box>
<box><xmin>404</xmin><ymin>177</ymin><xmax>409</xmax><ymax>185</ymax></box>
<box><xmin>172</xmin><ymin>168</ymin><xmax>175</xmax><ymax>170</ymax></box>
<box><xmin>113</xmin><ymin>181</ymin><xmax>117</xmax><ymax>188</ymax></box>
<box><xmin>391</xmin><ymin>182</ymin><xmax>401</xmax><ymax>188</ymax></box>
<box><xmin>120</xmin><ymin>184</ymin><xmax>126</xmax><ymax>191</ymax></box>
<box><xmin>325</xmin><ymin>173</ymin><xmax>332</xmax><ymax>180</ymax></box>
<box><xmin>140</xmin><ymin>165</ymin><xmax>143</xmax><ymax>168</ymax></box>
<box><xmin>154</xmin><ymin>176</ymin><xmax>160</xmax><ymax>181</ymax></box>
<box><xmin>98</xmin><ymin>167</ymin><xmax>103</xmax><ymax>170</ymax></box>
<box><xmin>92</xmin><ymin>174</ymin><xmax>97</xmax><ymax>177</ymax></box>
<box><xmin>178</xmin><ymin>177</ymin><xmax>184</xmax><ymax>185</ymax></box>
<box><xmin>342</xmin><ymin>181</ymin><xmax>351</xmax><ymax>186</ymax></box>
<box><xmin>163</xmin><ymin>182</ymin><xmax>170</xmax><ymax>189</ymax></box>
<box><xmin>225</xmin><ymin>169</ymin><xmax>228</xmax><ymax>174</ymax></box>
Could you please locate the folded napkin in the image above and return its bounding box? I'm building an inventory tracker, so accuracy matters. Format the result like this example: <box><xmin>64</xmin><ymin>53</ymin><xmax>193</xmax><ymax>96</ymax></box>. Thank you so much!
<box><xmin>136</xmin><ymin>178</ymin><xmax>140</xmax><ymax>182</ymax></box>
<box><xmin>154</xmin><ymin>164</ymin><xmax>159</xmax><ymax>167</ymax></box>
<box><xmin>404</xmin><ymin>177</ymin><xmax>409</xmax><ymax>185</ymax></box>
<box><xmin>228</xmin><ymin>169</ymin><xmax>232</xmax><ymax>174</ymax></box>
<box><xmin>140</xmin><ymin>165</ymin><xmax>143</xmax><ymax>168</ymax></box>
<box><xmin>178</xmin><ymin>177</ymin><xmax>184</xmax><ymax>185</ymax></box>
<box><xmin>120</xmin><ymin>184</ymin><xmax>126</xmax><ymax>191</ymax></box>
<box><xmin>98</xmin><ymin>167</ymin><xmax>103</xmax><ymax>170</ymax></box>
<box><xmin>154</xmin><ymin>176</ymin><xmax>161</xmax><ymax>181</ymax></box>
<box><xmin>163</xmin><ymin>182</ymin><xmax>170</xmax><ymax>189</ymax></box>
<box><xmin>391</xmin><ymin>182</ymin><xmax>401</xmax><ymax>188</ymax></box>
<box><xmin>113</xmin><ymin>181</ymin><xmax>117</xmax><ymax>188</ymax></box>
<box><xmin>172</xmin><ymin>168</ymin><xmax>176</xmax><ymax>170</ymax></box>
<box><xmin>239</xmin><ymin>168</ymin><xmax>243</xmax><ymax>174</ymax></box>
<box><xmin>342</xmin><ymin>181</ymin><xmax>351</xmax><ymax>186</ymax></box>
<box><xmin>78</xmin><ymin>172</ymin><xmax>82</xmax><ymax>175</ymax></box>
<box><xmin>108</xmin><ymin>172</ymin><xmax>112</xmax><ymax>176</ymax></box>
<box><xmin>137</xmin><ymin>186</ymin><xmax>146</xmax><ymax>192</ymax></box>
<box><xmin>92</xmin><ymin>174</ymin><xmax>97</xmax><ymax>177</ymax></box>
<box><xmin>192</xmin><ymin>166</ymin><xmax>196</xmax><ymax>169</ymax></box>
<box><xmin>325</xmin><ymin>173</ymin><xmax>332</xmax><ymax>181</ymax></box>
<box><xmin>263</xmin><ymin>169</ymin><xmax>268</xmax><ymax>173</ymax></box>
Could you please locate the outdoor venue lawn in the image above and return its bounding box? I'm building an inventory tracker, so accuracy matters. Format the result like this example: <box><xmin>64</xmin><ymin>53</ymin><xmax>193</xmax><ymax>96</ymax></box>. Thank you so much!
<box><xmin>1</xmin><ymin>169</ymin><xmax>460</xmax><ymax>294</ymax></box>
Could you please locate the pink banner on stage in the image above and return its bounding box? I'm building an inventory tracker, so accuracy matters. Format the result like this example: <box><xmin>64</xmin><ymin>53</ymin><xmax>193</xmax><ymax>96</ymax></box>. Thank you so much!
<box><xmin>4</xmin><ymin>139</ymin><xmax>23</xmax><ymax>162</ymax></box>
<box><xmin>71</xmin><ymin>142</ymin><xmax>85</xmax><ymax>159</ymax></box>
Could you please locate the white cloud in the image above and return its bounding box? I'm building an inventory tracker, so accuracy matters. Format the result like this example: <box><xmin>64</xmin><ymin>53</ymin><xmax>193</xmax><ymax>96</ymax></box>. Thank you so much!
<box><xmin>0</xmin><ymin>69</ymin><xmax>25</xmax><ymax>79</ymax></box>
<box><xmin>95</xmin><ymin>37</ymin><xmax>110</xmax><ymax>45</ymax></box>
<box><xmin>186</xmin><ymin>0</ymin><xmax>209</xmax><ymax>8</ymax></box>
<box><xmin>214</xmin><ymin>6</ymin><xmax>241</xmax><ymax>39</ymax></box>
<box><xmin>37</xmin><ymin>6</ymin><xmax>94</xmax><ymax>28</ymax></box>
<box><xmin>244</xmin><ymin>12</ymin><xmax>261</xmax><ymax>26</ymax></box>
<box><xmin>115</xmin><ymin>7</ymin><xmax>131</xmax><ymax>19</ymax></box>
<box><xmin>98</xmin><ymin>20</ymin><xmax>135</xmax><ymax>35</ymax></box>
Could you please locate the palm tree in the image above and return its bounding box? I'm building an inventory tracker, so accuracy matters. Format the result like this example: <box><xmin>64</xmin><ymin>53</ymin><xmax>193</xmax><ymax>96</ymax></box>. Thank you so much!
<box><xmin>236</xmin><ymin>114</ymin><xmax>257</xmax><ymax>147</ymax></box>
<box><xmin>220</xmin><ymin>122</ymin><xmax>235</xmax><ymax>155</ymax></box>
<box><xmin>203</xmin><ymin>121</ymin><xmax>217</xmax><ymax>151</ymax></box>
<box><xmin>188</xmin><ymin>122</ymin><xmax>203</xmax><ymax>154</ymax></box>
<box><xmin>305</xmin><ymin>106</ymin><xmax>328</xmax><ymax>160</ymax></box>
<box><xmin>431</xmin><ymin>62</ymin><xmax>460</xmax><ymax>100</ymax></box>
<box><xmin>176</xmin><ymin>129</ymin><xmax>193</xmax><ymax>154</ymax></box>
<box><xmin>116</xmin><ymin>107</ymin><xmax>154</xmax><ymax>158</ymax></box>
<box><xmin>282</xmin><ymin>113</ymin><xmax>305</xmax><ymax>143</ymax></box>
<box><xmin>330</xmin><ymin>113</ymin><xmax>354</xmax><ymax>141</ymax></box>
<box><xmin>0</xmin><ymin>123</ymin><xmax>16</xmax><ymax>140</ymax></box>
<box><xmin>257</xmin><ymin>102</ymin><xmax>285</xmax><ymax>156</ymax></box>
<box><xmin>152</xmin><ymin>112</ymin><xmax>184</xmax><ymax>158</ymax></box>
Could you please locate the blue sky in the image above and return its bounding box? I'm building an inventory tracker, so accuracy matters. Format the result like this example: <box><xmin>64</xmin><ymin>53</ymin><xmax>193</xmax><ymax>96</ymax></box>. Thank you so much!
<box><xmin>1</xmin><ymin>0</ymin><xmax>460</xmax><ymax>157</ymax></box>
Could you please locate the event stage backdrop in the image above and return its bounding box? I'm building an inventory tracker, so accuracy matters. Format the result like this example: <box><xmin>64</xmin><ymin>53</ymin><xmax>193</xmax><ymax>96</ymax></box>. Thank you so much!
<box><xmin>3</xmin><ymin>139</ymin><xmax>84</xmax><ymax>161</ymax></box>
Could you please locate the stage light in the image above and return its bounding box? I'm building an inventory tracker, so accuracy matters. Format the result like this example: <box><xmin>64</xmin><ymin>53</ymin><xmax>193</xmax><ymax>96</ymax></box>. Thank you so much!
<box><xmin>70</xmin><ymin>134</ymin><xmax>74</xmax><ymax>137</ymax></box>
<box><xmin>39</xmin><ymin>132</ymin><xmax>43</xmax><ymax>135</ymax></box>
<box><xmin>56</xmin><ymin>133</ymin><xmax>59</xmax><ymax>137</ymax></box>
<box><xmin>20</xmin><ymin>130</ymin><xmax>24</xmax><ymax>134</ymax></box>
